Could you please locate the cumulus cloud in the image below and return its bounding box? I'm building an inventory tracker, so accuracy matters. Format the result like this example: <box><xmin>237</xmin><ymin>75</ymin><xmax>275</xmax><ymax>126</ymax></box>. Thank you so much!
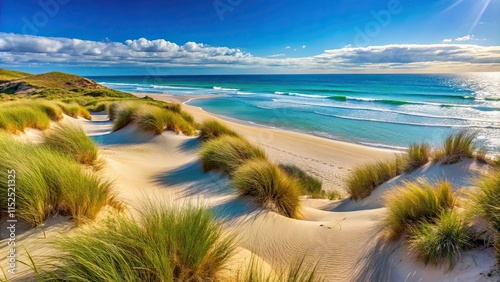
<box><xmin>442</xmin><ymin>39</ymin><xmax>452</xmax><ymax>43</ymax></box>
<box><xmin>302</xmin><ymin>45</ymin><xmax>307</xmax><ymax>49</ymax></box>
<box><xmin>455</xmin><ymin>35</ymin><xmax>475</xmax><ymax>41</ymax></box>
<box><xmin>0</xmin><ymin>33</ymin><xmax>498</xmax><ymax>72</ymax></box>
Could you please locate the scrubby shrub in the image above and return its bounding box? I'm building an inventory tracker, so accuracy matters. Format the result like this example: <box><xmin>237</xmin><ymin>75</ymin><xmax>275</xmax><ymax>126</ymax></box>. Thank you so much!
<box><xmin>346</xmin><ymin>156</ymin><xmax>406</xmax><ymax>200</ymax></box>
<box><xmin>44</xmin><ymin>201</ymin><xmax>234</xmax><ymax>281</ymax></box>
<box><xmin>200</xmin><ymin>136</ymin><xmax>267</xmax><ymax>175</ymax></box>
<box><xmin>278</xmin><ymin>163</ymin><xmax>323</xmax><ymax>196</ymax></box>
<box><xmin>44</xmin><ymin>124</ymin><xmax>99</xmax><ymax>166</ymax></box>
<box><xmin>408</xmin><ymin>211</ymin><xmax>471</xmax><ymax>269</ymax></box>
<box><xmin>199</xmin><ymin>119</ymin><xmax>240</xmax><ymax>141</ymax></box>
<box><xmin>404</xmin><ymin>143</ymin><xmax>430</xmax><ymax>172</ymax></box>
<box><xmin>384</xmin><ymin>180</ymin><xmax>454</xmax><ymax>239</ymax></box>
<box><xmin>434</xmin><ymin>131</ymin><xmax>476</xmax><ymax>164</ymax></box>
<box><xmin>232</xmin><ymin>159</ymin><xmax>301</xmax><ymax>218</ymax></box>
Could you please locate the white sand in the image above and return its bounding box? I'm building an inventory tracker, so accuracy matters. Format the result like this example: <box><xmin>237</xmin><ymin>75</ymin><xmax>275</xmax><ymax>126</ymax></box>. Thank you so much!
<box><xmin>1</xmin><ymin>97</ymin><xmax>498</xmax><ymax>281</ymax></box>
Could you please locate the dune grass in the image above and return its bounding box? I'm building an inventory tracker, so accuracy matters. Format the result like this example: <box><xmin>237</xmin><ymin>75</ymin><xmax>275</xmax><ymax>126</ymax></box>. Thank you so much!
<box><xmin>91</xmin><ymin>101</ymin><xmax>111</xmax><ymax>112</ymax></box>
<box><xmin>434</xmin><ymin>130</ymin><xmax>476</xmax><ymax>164</ymax></box>
<box><xmin>408</xmin><ymin>211</ymin><xmax>472</xmax><ymax>269</ymax></box>
<box><xmin>107</xmin><ymin>102</ymin><xmax>120</xmax><ymax>120</ymax></box>
<box><xmin>237</xmin><ymin>257</ymin><xmax>321</xmax><ymax>282</ymax></box>
<box><xmin>0</xmin><ymin>132</ymin><xmax>121</xmax><ymax>226</ymax></box>
<box><xmin>112</xmin><ymin>102</ymin><xmax>140</xmax><ymax>131</ymax></box>
<box><xmin>0</xmin><ymin>101</ymin><xmax>55</xmax><ymax>133</ymax></box>
<box><xmin>43</xmin><ymin>201</ymin><xmax>234</xmax><ymax>281</ymax></box>
<box><xmin>164</xmin><ymin>111</ymin><xmax>196</xmax><ymax>136</ymax></box>
<box><xmin>384</xmin><ymin>180</ymin><xmax>454</xmax><ymax>240</ymax></box>
<box><xmin>56</xmin><ymin>102</ymin><xmax>92</xmax><ymax>120</ymax></box>
<box><xmin>199</xmin><ymin>119</ymin><xmax>240</xmax><ymax>141</ymax></box>
<box><xmin>466</xmin><ymin>171</ymin><xmax>500</xmax><ymax>258</ymax></box>
<box><xmin>44</xmin><ymin>124</ymin><xmax>99</xmax><ymax>166</ymax></box>
<box><xmin>232</xmin><ymin>159</ymin><xmax>301</xmax><ymax>218</ymax></box>
<box><xmin>134</xmin><ymin>105</ymin><xmax>169</xmax><ymax>135</ymax></box>
<box><xmin>278</xmin><ymin>163</ymin><xmax>323</xmax><ymax>197</ymax></box>
<box><xmin>346</xmin><ymin>156</ymin><xmax>406</xmax><ymax>200</ymax></box>
<box><xmin>404</xmin><ymin>143</ymin><xmax>430</xmax><ymax>173</ymax></box>
<box><xmin>200</xmin><ymin>135</ymin><xmax>268</xmax><ymax>175</ymax></box>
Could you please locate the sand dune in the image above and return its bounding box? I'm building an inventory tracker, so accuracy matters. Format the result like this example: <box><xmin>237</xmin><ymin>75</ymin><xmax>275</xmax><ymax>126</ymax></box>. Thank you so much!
<box><xmin>1</xmin><ymin>98</ymin><xmax>498</xmax><ymax>281</ymax></box>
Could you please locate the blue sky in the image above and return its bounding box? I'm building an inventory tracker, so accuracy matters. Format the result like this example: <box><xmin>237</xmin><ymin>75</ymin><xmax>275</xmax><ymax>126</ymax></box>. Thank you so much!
<box><xmin>0</xmin><ymin>0</ymin><xmax>499</xmax><ymax>74</ymax></box>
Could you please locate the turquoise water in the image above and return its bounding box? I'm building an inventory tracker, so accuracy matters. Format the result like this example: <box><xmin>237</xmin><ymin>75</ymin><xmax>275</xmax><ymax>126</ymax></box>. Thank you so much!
<box><xmin>90</xmin><ymin>73</ymin><xmax>500</xmax><ymax>154</ymax></box>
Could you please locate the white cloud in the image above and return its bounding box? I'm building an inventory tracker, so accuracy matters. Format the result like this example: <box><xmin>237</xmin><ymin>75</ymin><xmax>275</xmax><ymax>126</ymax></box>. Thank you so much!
<box><xmin>285</xmin><ymin>46</ymin><xmax>291</xmax><ymax>49</ymax></box>
<box><xmin>302</xmin><ymin>45</ymin><xmax>307</xmax><ymax>49</ymax></box>
<box><xmin>442</xmin><ymin>39</ymin><xmax>452</xmax><ymax>43</ymax></box>
<box><xmin>267</xmin><ymin>53</ymin><xmax>286</xmax><ymax>58</ymax></box>
<box><xmin>455</xmin><ymin>35</ymin><xmax>475</xmax><ymax>41</ymax></box>
<box><xmin>0</xmin><ymin>33</ymin><xmax>499</xmax><ymax>73</ymax></box>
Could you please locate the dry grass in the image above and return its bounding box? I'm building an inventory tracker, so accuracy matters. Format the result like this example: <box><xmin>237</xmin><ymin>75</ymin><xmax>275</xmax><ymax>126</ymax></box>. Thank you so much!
<box><xmin>433</xmin><ymin>130</ymin><xmax>476</xmax><ymax>164</ymax></box>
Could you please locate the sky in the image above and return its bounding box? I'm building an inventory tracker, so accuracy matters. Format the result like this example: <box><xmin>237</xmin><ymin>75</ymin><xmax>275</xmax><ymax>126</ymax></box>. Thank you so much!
<box><xmin>0</xmin><ymin>0</ymin><xmax>499</xmax><ymax>75</ymax></box>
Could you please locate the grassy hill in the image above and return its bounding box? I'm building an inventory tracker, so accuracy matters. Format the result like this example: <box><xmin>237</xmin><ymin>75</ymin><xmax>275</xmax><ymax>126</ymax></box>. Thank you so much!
<box><xmin>0</xmin><ymin>69</ymin><xmax>32</xmax><ymax>82</ymax></box>
<box><xmin>0</xmin><ymin>69</ymin><xmax>134</xmax><ymax>99</ymax></box>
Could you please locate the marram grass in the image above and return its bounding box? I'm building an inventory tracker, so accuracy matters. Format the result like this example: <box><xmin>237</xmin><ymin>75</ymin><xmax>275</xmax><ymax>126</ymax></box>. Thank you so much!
<box><xmin>434</xmin><ymin>130</ymin><xmax>476</xmax><ymax>164</ymax></box>
<box><xmin>0</xmin><ymin>101</ymin><xmax>53</xmax><ymax>133</ymax></box>
<box><xmin>199</xmin><ymin>119</ymin><xmax>240</xmax><ymax>141</ymax></box>
<box><xmin>0</xmin><ymin>132</ymin><xmax>121</xmax><ymax>226</ymax></box>
<box><xmin>41</xmin><ymin>200</ymin><xmax>235</xmax><ymax>281</ymax></box>
<box><xmin>200</xmin><ymin>135</ymin><xmax>268</xmax><ymax>175</ymax></box>
<box><xmin>237</xmin><ymin>256</ymin><xmax>322</xmax><ymax>282</ymax></box>
<box><xmin>404</xmin><ymin>143</ymin><xmax>430</xmax><ymax>173</ymax></box>
<box><xmin>232</xmin><ymin>159</ymin><xmax>301</xmax><ymax>218</ymax></box>
<box><xmin>134</xmin><ymin>105</ymin><xmax>169</xmax><ymax>135</ymax></box>
<box><xmin>408</xmin><ymin>211</ymin><xmax>471</xmax><ymax>269</ymax></box>
<box><xmin>278</xmin><ymin>163</ymin><xmax>323</xmax><ymax>197</ymax></box>
<box><xmin>384</xmin><ymin>180</ymin><xmax>454</xmax><ymax>240</ymax></box>
<box><xmin>44</xmin><ymin>124</ymin><xmax>99</xmax><ymax>166</ymax></box>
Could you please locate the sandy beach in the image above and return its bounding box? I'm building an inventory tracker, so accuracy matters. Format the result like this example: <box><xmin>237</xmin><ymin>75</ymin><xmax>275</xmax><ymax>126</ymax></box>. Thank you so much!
<box><xmin>0</xmin><ymin>94</ymin><xmax>497</xmax><ymax>281</ymax></box>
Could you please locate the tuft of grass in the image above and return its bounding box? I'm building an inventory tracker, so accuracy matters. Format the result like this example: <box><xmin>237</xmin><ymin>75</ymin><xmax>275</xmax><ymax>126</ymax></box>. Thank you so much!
<box><xmin>134</xmin><ymin>105</ymin><xmax>169</xmax><ymax>135</ymax></box>
<box><xmin>164</xmin><ymin>111</ymin><xmax>196</xmax><ymax>136</ymax></box>
<box><xmin>404</xmin><ymin>143</ymin><xmax>430</xmax><ymax>173</ymax></box>
<box><xmin>466</xmin><ymin>171</ymin><xmax>500</xmax><ymax>257</ymax></box>
<box><xmin>232</xmin><ymin>159</ymin><xmax>301</xmax><ymax>218</ymax></box>
<box><xmin>112</xmin><ymin>102</ymin><xmax>140</xmax><ymax>131</ymax></box>
<box><xmin>384</xmin><ymin>180</ymin><xmax>454</xmax><ymax>240</ymax></box>
<box><xmin>0</xmin><ymin>100</ymin><xmax>66</xmax><ymax>132</ymax></box>
<box><xmin>91</xmin><ymin>101</ymin><xmax>111</xmax><ymax>112</ymax></box>
<box><xmin>57</xmin><ymin>102</ymin><xmax>92</xmax><ymax>120</ymax></box>
<box><xmin>199</xmin><ymin>119</ymin><xmax>240</xmax><ymax>141</ymax></box>
<box><xmin>346</xmin><ymin>156</ymin><xmax>406</xmax><ymax>200</ymax></box>
<box><xmin>408</xmin><ymin>211</ymin><xmax>472</xmax><ymax>269</ymax></box>
<box><xmin>44</xmin><ymin>200</ymin><xmax>234</xmax><ymax>281</ymax></box>
<box><xmin>107</xmin><ymin>102</ymin><xmax>120</xmax><ymax>120</ymax></box>
<box><xmin>200</xmin><ymin>136</ymin><xmax>267</xmax><ymax>175</ymax></box>
<box><xmin>237</xmin><ymin>256</ymin><xmax>321</xmax><ymax>282</ymax></box>
<box><xmin>434</xmin><ymin>130</ymin><xmax>476</xmax><ymax>164</ymax></box>
<box><xmin>278</xmin><ymin>163</ymin><xmax>323</xmax><ymax>196</ymax></box>
<box><xmin>44</xmin><ymin>124</ymin><xmax>99</xmax><ymax>166</ymax></box>
<box><xmin>0</xmin><ymin>134</ymin><xmax>120</xmax><ymax>226</ymax></box>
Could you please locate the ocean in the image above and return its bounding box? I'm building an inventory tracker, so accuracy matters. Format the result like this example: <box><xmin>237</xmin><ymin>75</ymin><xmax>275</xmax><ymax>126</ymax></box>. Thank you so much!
<box><xmin>88</xmin><ymin>73</ymin><xmax>500</xmax><ymax>155</ymax></box>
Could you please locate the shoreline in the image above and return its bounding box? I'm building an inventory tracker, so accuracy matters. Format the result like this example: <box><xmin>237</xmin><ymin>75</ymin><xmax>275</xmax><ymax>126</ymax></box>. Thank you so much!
<box><xmin>135</xmin><ymin>92</ymin><xmax>404</xmax><ymax>153</ymax></box>
<box><xmin>135</xmin><ymin>93</ymin><xmax>397</xmax><ymax>192</ymax></box>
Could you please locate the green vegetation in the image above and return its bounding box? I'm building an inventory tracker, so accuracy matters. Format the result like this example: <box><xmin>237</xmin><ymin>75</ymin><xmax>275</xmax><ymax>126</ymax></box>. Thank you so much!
<box><xmin>0</xmin><ymin>133</ymin><xmax>121</xmax><ymax>226</ymax></box>
<box><xmin>346</xmin><ymin>156</ymin><xmax>406</xmax><ymax>200</ymax></box>
<box><xmin>237</xmin><ymin>257</ymin><xmax>321</xmax><ymax>282</ymax></box>
<box><xmin>384</xmin><ymin>180</ymin><xmax>454</xmax><ymax>239</ymax></box>
<box><xmin>278</xmin><ymin>163</ymin><xmax>323</xmax><ymax>197</ymax></box>
<box><xmin>0</xmin><ymin>101</ymin><xmax>52</xmax><ymax>133</ymax></box>
<box><xmin>466</xmin><ymin>171</ymin><xmax>500</xmax><ymax>258</ymax></box>
<box><xmin>56</xmin><ymin>102</ymin><xmax>92</xmax><ymax>120</ymax></box>
<box><xmin>404</xmin><ymin>143</ymin><xmax>430</xmax><ymax>173</ymax></box>
<box><xmin>200</xmin><ymin>135</ymin><xmax>267</xmax><ymax>175</ymax></box>
<box><xmin>164</xmin><ymin>111</ymin><xmax>196</xmax><ymax>136</ymax></box>
<box><xmin>0</xmin><ymin>68</ymin><xmax>31</xmax><ymax>81</ymax></box>
<box><xmin>434</xmin><ymin>130</ymin><xmax>476</xmax><ymax>164</ymax></box>
<box><xmin>408</xmin><ymin>211</ymin><xmax>471</xmax><ymax>268</ymax></box>
<box><xmin>43</xmin><ymin>201</ymin><xmax>234</xmax><ymax>281</ymax></box>
<box><xmin>135</xmin><ymin>105</ymin><xmax>170</xmax><ymax>134</ymax></box>
<box><xmin>199</xmin><ymin>119</ymin><xmax>240</xmax><ymax>141</ymax></box>
<box><xmin>112</xmin><ymin>102</ymin><xmax>141</xmax><ymax>131</ymax></box>
<box><xmin>44</xmin><ymin>124</ymin><xmax>99</xmax><ymax>166</ymax></box>
<box><xmin>232</xmin><ymin>159</ymin><xmax>301</xmax><ymax>218</ymax></box>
